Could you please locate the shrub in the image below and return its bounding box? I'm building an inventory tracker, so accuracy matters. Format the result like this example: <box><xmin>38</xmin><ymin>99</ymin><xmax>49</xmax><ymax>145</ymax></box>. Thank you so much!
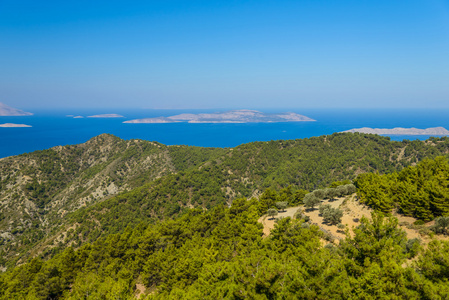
<box><xmin>324</xmin><ymin>243</ymin><xmax>334</xmax><ymax>249</ymax></box>
<box><xmin>345</xmin><ymin>184</ymin><xmax>357</xmax><ymax>194</ymax></box>
<box><xmin>304</xmin><ymin>193</ymin><xmax>320</xmax><ymax>210</ymax></box>
<box><xmin>313</xmin><ymin>189</ymin><xmax>326</xmax><ymax>200</ymax></box>
<box><xmin>267</xmin><ymin>208</ymin><xmax>278</xmax><ymax>220</ymax></box>
<box><xmin>413</xmin><ymin>220</ymin><xmax>425</xmax><ymax>226</ymax></box>
<box><xmin>294</xmin><ymin>209</ymin><xmax>310</xmax><ymax>222</ymax></box>
<box><xmin>404</xmin><ymin>238</ymin><xmax>421</xmax><ymax>258</ymax></box>
<box><xmin>418</xmin><ymin>227</ymin><xmax>432</xmax><ymax>237</ymax></box>
<box><xmin>326</xmin><ymin>188</ymin><xmax>338</xmax><ymax>200</ymax></box>
<box><xmin>336</xmin><ymin>185</ymin><xmax>348</xmax><ymax>197</ymax></box>
<box><xmin>322</xmin><ymin>231</ymin><xmax>334</xmax><ymax>242</ymax></box>
<box><xmin>430</xmin><ymin>216</ymin><xmax>449</xmax><ymax>235</ymax></box>
<box><xmin>275</xmin><ymin>201</ymin><xmax>288</xmax><ymax>212</ymax></box>
<box><xmin>300</xmin><ymin>222</ymin><xmax>310</xmax><ymax>228</ymax></box>
<box><xmin>322</xmin><ymin>207</ymin><xmax>343</xmax><ymax>225</ymax></box>
<box><xmin>319</xmin><ymin>204</ymin><xmax>332</xmax><ymax>216</ymax></box>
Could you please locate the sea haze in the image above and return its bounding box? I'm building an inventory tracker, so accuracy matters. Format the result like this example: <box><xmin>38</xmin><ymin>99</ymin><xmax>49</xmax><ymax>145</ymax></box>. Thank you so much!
<box><xmin>1</xmin><ymin>108</ymin><xmax>448</xmax><ymax>158</ymax></box>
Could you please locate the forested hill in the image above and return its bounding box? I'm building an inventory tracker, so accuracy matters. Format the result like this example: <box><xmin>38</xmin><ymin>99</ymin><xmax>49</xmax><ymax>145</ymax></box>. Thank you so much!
<box><xmin>0</xmin><ymin>134</ymin><xmax>226</xmax><ymax>268</ymax></box>
<box><xmin>1</xmin><ymin>133</ymin><xmax>449</xmax><ymax>269</ymax></box>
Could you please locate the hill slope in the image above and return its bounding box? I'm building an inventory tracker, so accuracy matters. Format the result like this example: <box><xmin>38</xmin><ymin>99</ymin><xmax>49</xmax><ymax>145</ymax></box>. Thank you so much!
<box><xmin>1</xmin><ymin>133</ymin><xmax>449</xmax><ymax>268</ymax></box>
<box><xmin>0</xmin><ymin>134</ymin><xmax>225</xmax><ymax>267</ymax></box>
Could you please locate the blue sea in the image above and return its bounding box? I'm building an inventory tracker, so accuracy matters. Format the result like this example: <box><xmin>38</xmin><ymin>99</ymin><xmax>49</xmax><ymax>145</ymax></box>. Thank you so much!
<box><xmin>1</xmin><ymin>108</ymin><xmax>449</xmax><ymax>158</ymax></box>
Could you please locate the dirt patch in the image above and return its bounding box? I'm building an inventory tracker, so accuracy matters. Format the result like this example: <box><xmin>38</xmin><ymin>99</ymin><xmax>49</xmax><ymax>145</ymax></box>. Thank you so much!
<box><xmin>397</xmin><ymin>146</ymin><xmax>406</xmax><ymax>161</ymax></box>
<box><xmin>135</xmin><ymin>283</ymin><xmax>146</xmax><ymax>299</ymax></box>
<box><xmin>258</xmin><ymin>206</ymin><xmax>299</xmax><ymax>237</ymax></box>
<box><xmin>258</xmin><ymin>194</ymin><xmax>449</xmax><ymax>245</ymax></box>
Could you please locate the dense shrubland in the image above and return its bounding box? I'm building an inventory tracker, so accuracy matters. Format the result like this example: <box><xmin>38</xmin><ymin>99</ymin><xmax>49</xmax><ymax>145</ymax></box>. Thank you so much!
<box><xmin>355</xmin><ymin>156</ymin><xmax>449</xmax><ymax>221</ymax></box>
<box><xmin>1</xmin><ymin>199</ymin><xmax>448</xmax><ymax>299</ymax></box>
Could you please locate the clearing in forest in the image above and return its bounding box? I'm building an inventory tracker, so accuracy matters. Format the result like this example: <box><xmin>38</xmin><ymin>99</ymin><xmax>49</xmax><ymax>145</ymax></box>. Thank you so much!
<box><xmin>258</xmin><ymin>194</ymin><xmax>449</xmax><ymax>245</ymax></box>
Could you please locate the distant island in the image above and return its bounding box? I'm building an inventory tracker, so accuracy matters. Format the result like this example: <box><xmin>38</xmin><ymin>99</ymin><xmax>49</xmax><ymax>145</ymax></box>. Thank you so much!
<box><xmin>0</xmin><ymin>123</ymin><xmax>32</xmax><ymax>128</ymax></box>
<box><xmin>87</xmin><ymin>114</ymin><xmax>124</xmax><ymax>118</ymax></box>
<box><xmin>124</xmin><ymin>109</ymin><xmax>315</xmax><ymax>124</ymax></box>
<box><xmin>125</xmin><ymin>117</ymin><xmax>181</xmax><ymax>124</ymax></box>
<box><xmin>67</xmin><ymin>114</ymin><xmax>124</xmax><ymax>118</ymax></box>
<box><xmin>0</xmin><ymin>102</ymin><xmax>33</xmax><ymax>116</ymax></box>
<box><xmin>342</xmin><ymin>127</ymin><xmax>449</xmax><ymax>135</ymax></box>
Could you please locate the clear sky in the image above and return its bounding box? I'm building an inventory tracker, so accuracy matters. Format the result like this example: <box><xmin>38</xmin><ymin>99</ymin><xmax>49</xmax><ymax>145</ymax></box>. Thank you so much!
<box><xmin>1</xmin><ymin>0</ymin><xmax>448</xmax><ymax>109</ymax></box>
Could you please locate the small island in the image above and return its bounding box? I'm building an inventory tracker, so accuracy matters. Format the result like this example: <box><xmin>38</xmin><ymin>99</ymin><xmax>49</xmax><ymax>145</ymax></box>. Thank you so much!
<box><xmin>125</xmin><ymin>117</ymin><xmax>181</xmax><ymax>124</ymax></box>
<box><xmin>342</xmin><ymin>127</ymin><xmax>449</xmax><ymax>135</ymax></box>
<box><xmin>124</xmin><ymin>109</ymin><xmax>315</xmax><ymax>124</ymax></box>
<box><xmin>87</xmin><ymin>114</ymin><xmax>124</xmax><ymax>118</ymax></box>
<box><xmin>0</xmin><ymin>102</ymin><xmax>33</xmax><ymax>116</ymax></box>
<box><xmin>0</xmin><ymin>123</ymin><xmax>32</xmax><ymax>128</ymax></box>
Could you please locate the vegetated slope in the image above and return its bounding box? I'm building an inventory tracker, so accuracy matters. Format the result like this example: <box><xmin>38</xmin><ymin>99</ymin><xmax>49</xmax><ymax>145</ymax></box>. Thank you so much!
<box><xmin>43</xmin><ymin>134</ymin><xmax>449</xmax><ymax>257</ymax></box>
<box><xmin>355</xmin><ymin>156</ymin><xmax>449</xmax><ymax>221</ymax></box>
<box><xmin>220</xmin><ymin>134</ymin><xmax>449</xmax><ymax>190</ymax></box>
<box><xmin>0</xmin><ymin>134</ymin><xmax>225</xmax><ymax>267</ymax></box>
<box><xmin>1</xmin><ymin>133</ymin><xmax>449</xmax><ymax>269</ymax></box>
<box><xmin>1</xmin><ymin>199</ymin><xmax>448</xmax><ymax>299</ymax></box>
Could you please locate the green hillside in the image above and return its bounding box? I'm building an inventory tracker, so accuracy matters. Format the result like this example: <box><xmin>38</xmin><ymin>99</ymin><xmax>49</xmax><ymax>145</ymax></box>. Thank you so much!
<box><xmin>0</xmin><ymin>134</ymin><xmax>225</xmax><ymax>268</ymax></box>
<box><xmin>1</xmin><ymin>133</ymin><xmax>449</xmax><ymax>271</ymax></box>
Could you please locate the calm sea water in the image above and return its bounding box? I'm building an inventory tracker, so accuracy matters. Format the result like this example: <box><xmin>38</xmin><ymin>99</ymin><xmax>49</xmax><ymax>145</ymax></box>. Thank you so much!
<box><xmin>1</xmin><ymin>108</ymin><xmax>448</xmax><ymax>158</ymax></box>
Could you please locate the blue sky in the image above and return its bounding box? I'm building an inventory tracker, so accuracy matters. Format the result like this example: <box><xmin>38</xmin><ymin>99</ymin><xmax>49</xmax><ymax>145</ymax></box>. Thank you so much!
<box><xmin>1</xmin><ymin>0</ymin><xmax>448</xmax><ymax>109</ymax></box>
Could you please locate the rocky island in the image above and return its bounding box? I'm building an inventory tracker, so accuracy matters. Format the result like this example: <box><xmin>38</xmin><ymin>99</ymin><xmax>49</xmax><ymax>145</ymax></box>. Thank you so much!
<box><xmin>124</xmin><ymin>117</ymin><xmax>181</xmax><ymax>123</ymax></box>
<box><xmin>342</xmin><ymin>127</ymin><xmax>449</xmax><ymax>135</ymax></box>
<box><xmin>87</xmin><ymin>114</ymin><xmax>124</xmax><ymax>118</ymax></box>
<box><xmin>0</xmin><ymin>102</ymin><xmax>33</xmax><ymax>116</ymax></box>
<box><xmin>0</xmin><ymin>123</ymin><xmax>32</xmax><ymax>128</ymax></box>
<box><xmin>124</xmin><ymin>109</ymin><xmax>315</xmax><ymax>124</ymax></box>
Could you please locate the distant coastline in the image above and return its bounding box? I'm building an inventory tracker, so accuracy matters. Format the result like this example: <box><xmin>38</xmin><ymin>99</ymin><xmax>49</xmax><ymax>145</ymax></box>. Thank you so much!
<box><xmin>0</xmin><ymin>102</ymin><xmax>33</xmax><ymax>116</ymax></box>
<box><xmin>124</xmin><ymin>109</ymin><xmax>315</xmax><ymax>124</ymax></box>
<box><xmin>0</xmin><ymin>123</ymin><xmax>32</xmax><ymax>128</ymax></box>
<box><xmin>342</xmin><ymin>127</ymin><xmax>449</xmax><ymax>136</ymax></box>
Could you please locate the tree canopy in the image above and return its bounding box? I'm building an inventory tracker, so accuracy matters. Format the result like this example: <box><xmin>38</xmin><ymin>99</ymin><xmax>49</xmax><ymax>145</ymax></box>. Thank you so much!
<box><xmin>1</xmin><ymin>201</ymin><xmax>448</xmax><ymax>299</ymax></box>
<box><xmin>355</xmin><ymin>156</ymin><xmax>449</xmax><ymax>221</ymax></box>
